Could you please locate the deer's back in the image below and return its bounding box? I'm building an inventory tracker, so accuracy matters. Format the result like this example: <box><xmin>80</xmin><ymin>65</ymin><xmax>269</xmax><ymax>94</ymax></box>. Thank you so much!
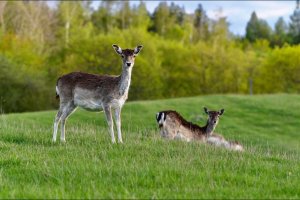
<box><xmin>58</xmin><ymin>71</ymin><xmax>119</xmax><ymax>88</ymax></box>
<box><xmin>57</xmin><ymin>72</ymin><xmax>119</xmax><ymax>95</ymax></box>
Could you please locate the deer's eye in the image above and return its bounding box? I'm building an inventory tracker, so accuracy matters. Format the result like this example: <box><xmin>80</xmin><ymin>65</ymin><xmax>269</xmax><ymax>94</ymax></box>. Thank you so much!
<box><xmin>133</xmin><ymin>55</ymin><xmax>136</xmax><ymax>58</ymax></box>
<box><xmin>121</xmin><ymin>55</ymin><xmax>124</xmax><ymax>58</ymax></box>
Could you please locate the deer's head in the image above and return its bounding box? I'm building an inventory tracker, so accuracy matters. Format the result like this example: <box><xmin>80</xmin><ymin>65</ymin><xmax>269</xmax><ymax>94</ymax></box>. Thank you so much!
<box><xmin>204</xmin><ymin>107</ymin><xmax>224</xmax><ymax>129</ymax></box>
<box><xmin>112</xmin><ymin>44</ymin><xmax>143</xmax><ymax>68</ymax></box>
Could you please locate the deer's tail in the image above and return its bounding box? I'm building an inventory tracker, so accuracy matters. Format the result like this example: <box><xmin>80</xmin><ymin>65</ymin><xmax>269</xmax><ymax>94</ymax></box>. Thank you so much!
<box><xmin>156</xmin><ymin>111</ymin><xmax>166</xmax><ymax>127</ymax></box>
<box><xmin>55</xmin><ymin>78</ymin><xmax>60</xmax><ymax>99</ymax></box>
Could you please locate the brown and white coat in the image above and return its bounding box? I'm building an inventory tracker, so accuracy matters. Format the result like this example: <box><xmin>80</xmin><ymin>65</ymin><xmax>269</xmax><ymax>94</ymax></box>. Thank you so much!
<box><xmin>156</xmin><ymin>108</ymin><xmax>243</xmax><ymax>151</ymax></box>
<box><xmin>52</xmin><ymin>44</ymin><xmax>143</xmax><ymax>143</ymax></box>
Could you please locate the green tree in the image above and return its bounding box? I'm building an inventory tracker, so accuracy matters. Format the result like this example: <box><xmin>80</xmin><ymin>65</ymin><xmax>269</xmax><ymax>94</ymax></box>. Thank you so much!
<box><xmin>257</xmin><ymin>45</ymin><xmax>300</xmax><ymax>93</ymax></box>
<box><xmin>246</xmin><ymin>11</ymin><xmax>272</xmax><ymax>42</ymax></box>
<box><xmin>0</xmin><ymin>1</ymin><xmax>7</xmax><ymax>34</ymax></box>
<box><xmin>289</xmin><ymin>0</ymin><xmax>300</xmax><ymax>44</ymax></box>
<box><xmin>151</xmin><ymin>2</ymin><xmax>187</xmax><ymax>41</ymax></box>
<box><xmin>0</xmin><ymin>34</ymin><xmax>51</xmax><ymax>113</ymax></box>
<box><xmin>272</xmin><ymin>17</ymin><xmax>288</xmax><ymax>47</ymax></box>
<box><xmin>3</xmin><ymin>1</ymin><xmax>56</xmax><ymax>54</ymax></box>
<box><xmin>91</xmin><ymin>1</ymin><xmax>117</xmax><ymax>33</ymax></box>
<box><xmin>210</xmin><ymin>16</ymin><xmax>230</xmax><ymax>46</ymax></box>
<box><xmin>151</xmin><ymin>2</ymin><xmax>171</xmax><ymax>36</ymax></box>
<box><xmin>131</xmin><ymin>1</ymin><xmax>151</xmax><ymax>30</ymax></box>
<box><xmin>116</xmin><ymin>1</ymin><xmax>132</xmax><ymax>30</ymax></box>
<box><xmin>55</xmin><ymin>1</ymin><xmax>92</xmax><ymax>47</ymax></box>
<box><xmin>193</xmin><ymin>4</ymin><xmax>210</xmax><ymax>41</ymax></box>
<box><xmin>169</xmin><ymin>2</ymin><xmax>185</xmax><ymax>26</ymax></box>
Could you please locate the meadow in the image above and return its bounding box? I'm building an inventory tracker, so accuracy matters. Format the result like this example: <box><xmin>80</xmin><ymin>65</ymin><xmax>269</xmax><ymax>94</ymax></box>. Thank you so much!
<box><xmin>0</xmin><ymin>94</ymin><xmax>299</xmax><ymax>198</ymax></box>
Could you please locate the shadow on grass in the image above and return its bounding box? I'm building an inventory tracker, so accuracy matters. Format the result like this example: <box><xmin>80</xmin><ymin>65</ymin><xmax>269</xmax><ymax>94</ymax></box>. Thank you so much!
<box><xmin>0</xmin><ymin>134</ymin><xmax>58</xmax><ymax>147</ymax></box>
<box><xmin>0</xmin><ymin>159</ymin><xmax>22</xmax><ymax>168</ymax></box>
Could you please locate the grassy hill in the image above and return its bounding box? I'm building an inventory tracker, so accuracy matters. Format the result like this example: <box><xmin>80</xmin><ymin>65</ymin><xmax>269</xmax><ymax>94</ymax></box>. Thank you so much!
<box><xmin>0</xmin><ymin>94</ymin><xmax>299</xmax><ymax>198</ymax></box>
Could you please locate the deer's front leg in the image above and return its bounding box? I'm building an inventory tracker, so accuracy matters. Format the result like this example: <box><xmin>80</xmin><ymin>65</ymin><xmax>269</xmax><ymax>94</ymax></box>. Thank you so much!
<box><xmin>114</xmin><ymin>106</ymin><xmax>123</xmax><ymax>143</ymax></box>
<box><xmin>104</xmin><ymin>106</ymin><xmax>116</xmax><ymax>143</ymax></box>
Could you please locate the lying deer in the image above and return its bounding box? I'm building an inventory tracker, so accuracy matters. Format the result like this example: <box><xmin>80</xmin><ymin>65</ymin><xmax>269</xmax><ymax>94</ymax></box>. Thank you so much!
<box><xmin>53</xmin><ymin>44</ymin><xmax>143</xmax><ymax>143</ymax></box>
<box><xmin>156</xmin><ymin>107</ymin><xmax>243</xmax><ymax>151</ymax></box>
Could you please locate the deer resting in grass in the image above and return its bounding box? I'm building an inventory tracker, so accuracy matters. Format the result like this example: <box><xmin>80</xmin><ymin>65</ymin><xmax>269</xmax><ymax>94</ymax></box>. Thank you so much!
<box><xmin>53</xmin><ymin>44</ymin><xmax>143</xmax><ymax>143</ymax></box>
<box><xmin>156</xmin><ymin>107</ymin><xmax>243</xmax><ymax>151</ymax></box>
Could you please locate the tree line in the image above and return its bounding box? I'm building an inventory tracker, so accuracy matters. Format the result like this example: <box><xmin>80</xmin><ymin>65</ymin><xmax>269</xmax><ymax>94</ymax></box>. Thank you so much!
<box><xmin>0</xmin><ymin>1</ymin><xmax>300</xmax><ymax>113</ymax></box>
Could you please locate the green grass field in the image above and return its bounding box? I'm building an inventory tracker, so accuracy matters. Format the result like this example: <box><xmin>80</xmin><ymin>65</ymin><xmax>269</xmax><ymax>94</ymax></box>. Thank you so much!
<box><xmin>0</xmin><ymin>94</ymin><xmax>299</xmax><ymax>198</ymax></box>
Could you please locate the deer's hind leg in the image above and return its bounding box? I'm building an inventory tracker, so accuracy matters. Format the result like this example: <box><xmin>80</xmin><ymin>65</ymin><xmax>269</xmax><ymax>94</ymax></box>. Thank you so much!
<box><xmin>53</xmin><ymin>109</ymin><xmax>63</xmax><ymax>142</ymax></box>
<box><xmin>60</xmin><ymin>101</ymin><xmax>77</xmax><ymax>143</ymax></box>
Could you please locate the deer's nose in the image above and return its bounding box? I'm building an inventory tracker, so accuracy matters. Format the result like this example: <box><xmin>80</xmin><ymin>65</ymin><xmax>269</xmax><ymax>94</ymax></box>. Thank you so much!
<box><xmin>126</xmin><ymin>62</ymin><xmax>131</xmax><ymax>67</ymax></box>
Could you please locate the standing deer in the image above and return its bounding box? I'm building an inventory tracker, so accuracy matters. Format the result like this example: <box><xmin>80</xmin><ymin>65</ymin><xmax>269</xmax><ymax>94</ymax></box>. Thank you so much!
<box><xmin>156</xmin><ymin>107</ymin><xmax>243</xmax><ymax>151</ymax></box>
<box><xmin>53</xmin><ymin>44</ymin><xmax>143</xmax><ymax>143</ymax></box>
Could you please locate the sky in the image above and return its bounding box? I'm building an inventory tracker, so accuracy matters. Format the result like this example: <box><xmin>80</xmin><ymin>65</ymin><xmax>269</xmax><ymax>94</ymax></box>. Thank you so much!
<box><xmin>91</xmin><ymin>1</ymin><xmax>297</xmax><ymax>36</ymax></box>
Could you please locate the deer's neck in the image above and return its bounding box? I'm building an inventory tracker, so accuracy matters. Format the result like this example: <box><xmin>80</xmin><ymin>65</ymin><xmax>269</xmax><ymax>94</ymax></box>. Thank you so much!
<box><xmin>118</xmin><ymin>66</ymin><xmax>132</xmax><ymax>96</ymax></box>
<box><xmin>204</xmin><ymin>121</ymin><xmax>215</xmax><ymax>135</ymax></box>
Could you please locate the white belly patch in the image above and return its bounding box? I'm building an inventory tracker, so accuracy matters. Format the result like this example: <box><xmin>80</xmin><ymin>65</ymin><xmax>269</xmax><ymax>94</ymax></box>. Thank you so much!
<box><xmin>74</xmin><ymin>98</ymin><xmax>103</xmax><ymax>111</ymax></box>
<box><xmin>74</xmin><ymin>88</ymin><xmax>103</xmax><ymax>111</ymax></box>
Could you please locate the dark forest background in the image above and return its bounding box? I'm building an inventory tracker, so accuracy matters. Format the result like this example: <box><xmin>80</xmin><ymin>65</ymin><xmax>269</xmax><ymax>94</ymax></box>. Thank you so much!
<box><xmin>0</xmin><ymin>1</ymin><xmax>300</xmax><ymax>113</ymax></box>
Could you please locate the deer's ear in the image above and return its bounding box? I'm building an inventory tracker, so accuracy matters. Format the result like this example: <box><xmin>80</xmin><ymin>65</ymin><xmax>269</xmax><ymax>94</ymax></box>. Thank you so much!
<box><xmin>219</xmin><ymin>109</ymin><xmax>225</xmax><ymax>115</ymax></box>
<box><xmin>204</xmin><ymin>107</ymin><xmax>209</xmax><ymax>114</ymax></box>
<box><xmin>134</xmin><ymin>45</ymin><xmax>143</xmax><ymax>55</ymax></box>
<box><xmin>112</xmin><ymin>44</ymin><xmax>122</xmax><ymax>55</ymax></box>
